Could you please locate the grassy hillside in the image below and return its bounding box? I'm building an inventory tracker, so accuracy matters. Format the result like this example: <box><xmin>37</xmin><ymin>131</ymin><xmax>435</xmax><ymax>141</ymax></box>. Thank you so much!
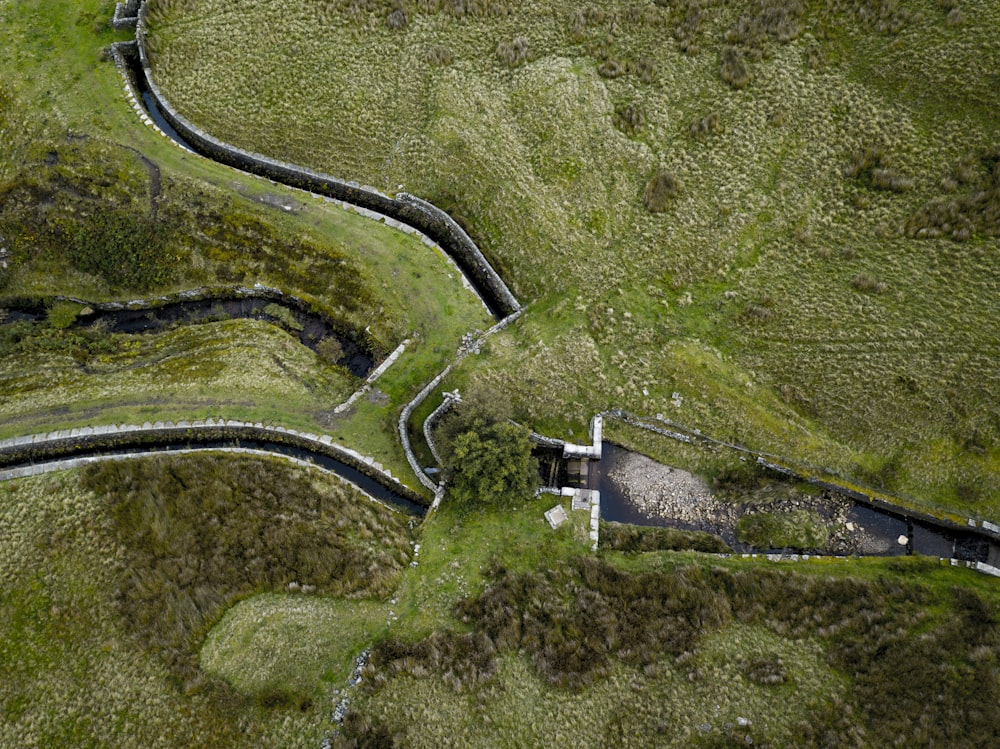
<box><xmin>0</xmin><ymin>456</ymin><xmax>411</xmax><ymax>746</ymax></box>
<box><xmin>147</xmin><ymin>0</ymin><xmax>1000</xmax><ymax>514</ymax></box>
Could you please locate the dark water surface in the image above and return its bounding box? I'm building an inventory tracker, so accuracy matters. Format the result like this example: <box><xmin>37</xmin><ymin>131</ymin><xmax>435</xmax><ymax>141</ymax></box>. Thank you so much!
<box><xmin>2</xmin><ymin>295</ymin><xmax>375</xmax><ymax>377</ymax></box>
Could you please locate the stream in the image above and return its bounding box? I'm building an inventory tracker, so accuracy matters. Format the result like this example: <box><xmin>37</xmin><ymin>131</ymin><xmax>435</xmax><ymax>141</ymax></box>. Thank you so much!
<box><xmin>1</xmin><ymin>293</ymin><xmax>375</xmax><ymax>377</ymax></box>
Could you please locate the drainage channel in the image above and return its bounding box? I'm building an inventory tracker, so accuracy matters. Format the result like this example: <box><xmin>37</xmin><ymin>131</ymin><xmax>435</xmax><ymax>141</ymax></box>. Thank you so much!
<box><xmin>591</xmin><ymin>442</ymin><xmax>995</xmax><ymax>563</ymax></box>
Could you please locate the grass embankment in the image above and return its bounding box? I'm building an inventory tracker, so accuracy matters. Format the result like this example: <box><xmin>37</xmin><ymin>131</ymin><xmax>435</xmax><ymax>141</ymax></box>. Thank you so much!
<box><xmin>0</xmin><ymin>0</ymin><xmax>492</xmax><ymax>481</ymax></box>
<box><xmin>0</xmin><ymin>455</ymin><xmax>412</xmax><ymax>746</ymax></box>
<box><xmin>0</xmin><ymin>318</ymin><xmax>357</xmax><ymax>438</ymax></box>
<box><xmin>147</xmin><ymin>0</ymin><xmax>1000</xmax><ymax>514</ymax></box>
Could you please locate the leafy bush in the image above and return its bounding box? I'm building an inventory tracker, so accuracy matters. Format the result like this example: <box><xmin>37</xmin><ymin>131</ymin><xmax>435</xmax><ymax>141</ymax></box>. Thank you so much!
<box><xmin>317</xmin><ymin>335</ymin><xmax>345</xmax><ymax>363</ymax></box>
<box><xmin>47</xmin><ymin>300</ymin><xmax>82</xmax><ymax>329</ymax></box>
<box><xmin>443</xmin><ymin>419</ymin><xmax>537</xmax><ymax>512</ymax></box>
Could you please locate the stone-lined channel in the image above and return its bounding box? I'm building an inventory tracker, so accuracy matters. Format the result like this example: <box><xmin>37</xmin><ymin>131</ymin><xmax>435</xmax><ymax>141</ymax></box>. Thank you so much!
<box><xmin>0</xmin><ymin>429</ymin><xmax>425</xmax><ymax>516</ymax></box>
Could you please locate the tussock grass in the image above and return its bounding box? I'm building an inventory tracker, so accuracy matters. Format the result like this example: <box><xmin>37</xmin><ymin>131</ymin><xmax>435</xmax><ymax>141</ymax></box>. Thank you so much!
<box><xmin>600</xmin><ymin>520</ymin><xmax>732</xmax><ymax>553</ymax></box>
<box><xmin>1</xmin><ymin>466</ymin><xmax>398</xmax><ymax>747</ymax></box>
<box><xmin>147</xmin><ymin>0</ymin><xmax>1000</xmax><ymax>513</ymax></box>
<box><xmin>80</xmin><ymin>453</ymin><xmax>412</xmax><ymax>685</ymax></box>
<box><xmin>0</xmin><ymin>318</ymin><xmax>356</xmax><ymax>436</ymax></box>
<box><xmin>344</xmin><ymin>555</ymin><xmax>1000</xmax><ymax>747</ymax></box>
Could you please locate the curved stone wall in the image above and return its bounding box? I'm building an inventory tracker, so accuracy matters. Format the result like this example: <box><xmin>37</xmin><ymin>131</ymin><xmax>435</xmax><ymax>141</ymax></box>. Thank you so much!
<box><xmin>131</xmin><ymin>2</ymin><xmax>521</xmax><ymax>319</ymax></box>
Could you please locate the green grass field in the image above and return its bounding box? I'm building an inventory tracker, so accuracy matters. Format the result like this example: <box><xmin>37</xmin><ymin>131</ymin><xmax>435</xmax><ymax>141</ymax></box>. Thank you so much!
<box><xmin>145</xmin><ymin>0</ymin><xmax>1000</xmax><ymax>515</ymax></box>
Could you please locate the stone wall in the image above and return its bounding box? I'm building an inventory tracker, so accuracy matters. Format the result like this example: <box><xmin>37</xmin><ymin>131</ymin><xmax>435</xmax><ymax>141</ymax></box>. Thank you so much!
<box><xmin>112</xmin><ymin>1</ymin><xmax>140</xmax><ymax>29</ymax></box>
<box><xmin>131</xmin><ymin>2</ymin><xmax>521</xmax><ymax>319</ymax></box>
<box><xmin>398</xmin><ymin>307</ymin><xmax>527</xmax><ymax>496</ymax></box>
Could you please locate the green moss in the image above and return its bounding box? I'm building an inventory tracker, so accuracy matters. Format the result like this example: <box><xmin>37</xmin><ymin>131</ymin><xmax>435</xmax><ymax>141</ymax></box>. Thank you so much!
<box><xmin>736</xmin><ymin>510</ymin><xmax>830</xmax><ymax>550</ymax></box>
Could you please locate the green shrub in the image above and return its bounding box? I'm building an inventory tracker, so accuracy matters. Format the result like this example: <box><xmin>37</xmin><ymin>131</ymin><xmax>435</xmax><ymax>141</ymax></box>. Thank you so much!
<box><xmin>262</xmin><ymin>302</ymin><xmax>304</xmax><ymax>331</ymax></box>
<box><xmin>47</xmin><ymin>300</ymin><xmax>82</xmax><ymax>329</ymax></box>
<box><xmin>443</xmin><ymin>419</ymin><xmax>537</xmax><ymax>513</ymax></box>
<box><xmin>67</xmin><ymin>207</ymin><xmax>176</xmax><ymax>291</ymax></box>
<box><xmin>317</xmin><ymin>335</ymin><xmax>344</xmax><ymax>363</ymax></box>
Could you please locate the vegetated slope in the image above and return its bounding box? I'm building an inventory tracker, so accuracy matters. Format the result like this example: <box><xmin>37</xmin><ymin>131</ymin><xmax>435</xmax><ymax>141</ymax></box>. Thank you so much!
<box><xmin>0</xmin><ymin>456</ymin><xmax>410</xmax><ymax>747</ymax></box>
<box><xmin>343</xmin><ymin>556</ymin><xmax>1000</xmax><ymax>748</ymax></box>
<box><xmin>147</xmin><ymin>0</ymin><xmax>1000</xmax><ymax>514</ymax></box>
<box><xmin>0</xmin><ymin>318</ymin><xmax>357</xmax><ymax>436</ymax></box>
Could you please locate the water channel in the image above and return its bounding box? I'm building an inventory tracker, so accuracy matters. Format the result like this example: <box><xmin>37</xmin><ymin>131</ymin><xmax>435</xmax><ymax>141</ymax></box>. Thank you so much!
<box><xmin>1</xmin><ymin>435</ymin><xmax>425</xmax><ymax>516</ymax></box>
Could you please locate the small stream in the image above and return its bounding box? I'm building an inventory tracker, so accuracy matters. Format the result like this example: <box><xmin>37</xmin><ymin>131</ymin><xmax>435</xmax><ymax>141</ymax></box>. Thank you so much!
<box><xmin>2</xmin><ymin>294</ymin><xmax>375</xmax><ymax>377</ymax></box>
<box><xmin>595</xmin><ymin>442</ymin><xmax>994</xmax><ymax>563</ymax></box>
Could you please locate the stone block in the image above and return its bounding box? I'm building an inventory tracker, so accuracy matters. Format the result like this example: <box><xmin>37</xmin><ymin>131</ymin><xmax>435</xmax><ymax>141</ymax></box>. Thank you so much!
<box><xmin>544</xmin><ymin>505</ymin><xmax>568</xmax><ymax>529</ymax></box>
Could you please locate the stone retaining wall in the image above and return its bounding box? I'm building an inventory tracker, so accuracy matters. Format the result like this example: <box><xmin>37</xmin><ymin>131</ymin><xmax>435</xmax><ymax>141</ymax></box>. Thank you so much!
<box><xmin>112</xmin><ymin>1</ymin><xmax>139</xmax><ymax>29</ymax></box>
<box><xmin>131</xmin><ymin>2</ymin><xmax>520</xmax><ymax>319</ymax></box>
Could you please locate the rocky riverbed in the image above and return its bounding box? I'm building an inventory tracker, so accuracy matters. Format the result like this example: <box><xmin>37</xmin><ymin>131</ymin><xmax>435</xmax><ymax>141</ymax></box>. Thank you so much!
<box><xmin>604</xmin><ymin>449</ymin><xmax>893</xmax><ymax>555</ymax></box>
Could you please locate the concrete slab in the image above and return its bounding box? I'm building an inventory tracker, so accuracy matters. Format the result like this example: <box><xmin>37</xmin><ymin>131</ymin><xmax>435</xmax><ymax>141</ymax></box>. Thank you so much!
<box><xmin>544</xmin><ymin>505</ymin><xmax>568</xmax><ymax>529</ymax></box>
